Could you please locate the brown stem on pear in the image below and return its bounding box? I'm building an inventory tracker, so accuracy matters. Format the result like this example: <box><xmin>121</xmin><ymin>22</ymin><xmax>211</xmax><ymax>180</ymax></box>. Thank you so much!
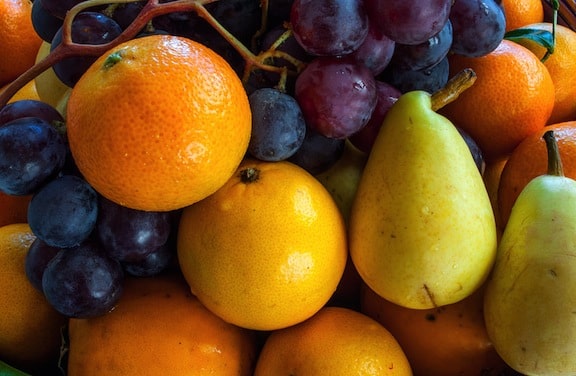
<box><xmin>543</xmin><ymin>130</ymin><xmax>564</xmax><ymax>177</ymax></box>
<box><xmin>430</xmin><ymin>68</ymin><xmax>477</xmax><ymax>112</ymax></box>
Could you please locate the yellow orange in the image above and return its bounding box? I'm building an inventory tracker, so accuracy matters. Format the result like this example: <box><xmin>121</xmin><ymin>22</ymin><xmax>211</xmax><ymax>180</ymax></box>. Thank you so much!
<box><xmin>177</xmin><ymin>158</ymin><xmax>347</xmax><ymax>331</ymax></box>
<box><xmin>66</xmin><ymin>35</ymin><xmax>251</xmax><ymax>211</ymax></box>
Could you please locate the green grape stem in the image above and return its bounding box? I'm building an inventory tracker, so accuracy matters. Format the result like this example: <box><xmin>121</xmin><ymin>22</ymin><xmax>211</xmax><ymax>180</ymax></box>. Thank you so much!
<box><xmin>0</xmin><ymin>0</ymin><xmax>306</xmax><ymax>107</ymax></box>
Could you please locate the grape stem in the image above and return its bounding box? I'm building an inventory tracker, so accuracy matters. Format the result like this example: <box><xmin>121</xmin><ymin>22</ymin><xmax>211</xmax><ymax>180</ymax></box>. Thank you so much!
<box><xmin>0</xmin><ymin>0</ymin><xmax>306</xmax><ymax>107</ymax></box>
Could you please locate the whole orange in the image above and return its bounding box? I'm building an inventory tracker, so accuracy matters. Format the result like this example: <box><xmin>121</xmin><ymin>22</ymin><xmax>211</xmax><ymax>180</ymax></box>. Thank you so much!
<box><xmin>0</xmin><ymin>0</ymin><xmax>42</xmax><ymax>86</ymax></box>
<box><xmin>0</xmin><ymin>223</ymin><xmax>67</xmax><ymax>373</ymax></box>
<box><xmin>177</xmin><ymin>158</ymin><xmax>348</xmax><ymax>331</ymax></box>
<box><xmin>253</xmin><ymin>306</ymin><xmax>412</xmax><ymax>375</ymax></box>
<box><xmin>66</xmin><ymin>35</ymin><xmax>251</xmax><ymax>211</ymax></box>
<box><xmin>440</xmin><ymin>39</ymin><xmax>555</xmax><ymax>162</ymax></box>
<box><xmin>515</xmin><ymin>23</ymin><xmax>576</xmax><ymax>124</ymax></box>
<box><xmin>361</xmin><ymin>283</ymin><xmax>510</xmax><ymax>376</ymax></box>
<box><xmin>501</xmin><ymin>0</ymin><xmax>544</xmax><ymax>32</ymax></box>
<box><xmin>67</xmin><ymin>273</ymin><xmax>258</xmax><ymax>376</ymax></box>
<box><xmin>0</xmin><ymin>192</ymin><xmax>31</xmax><ymax>227</ymax></box>
<box><xmin>498</xmin><ymin>121</ymin><xmax>576</xmax><ymax>227</ymax></box>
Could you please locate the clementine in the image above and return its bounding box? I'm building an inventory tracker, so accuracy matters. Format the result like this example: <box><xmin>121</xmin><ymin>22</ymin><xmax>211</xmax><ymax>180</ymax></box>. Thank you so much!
<box><xmin>514</xmin><ymin>23</ymin><xmax>576</xmax><ymax>124</ymax></box>
<box><xmin>66</xmin><ymin>34</ymin><xmax>251</xmax><ymax>211</ymax></box>
<box><xmin>498</xmin><ymin>121</ymin><xmax>576</xmax><ymax>227</ymax></box>
<box><xmin>177</xmin><ymin>158</ymin><xmax>348</xmax><ymax>331</ymax></box>
<box><xmin>253</xmin><ymin>306</ymin><xmax>412</xmax><ymax>375</ymax></box>
<box><xmin>361</xmin><ymin>283</ymin><xmax>510</xmax><ymax>376</ymax></box>
<box><xmin>440</xmin><ymin>39</ymin><xmax>555</xmax><ymax>162</ymax></box>
<box><xmin>0</xmin><ymin>192</ymin><xmax>31</xmax><ymax>227</ymax></box>
<box><xmin>501</xmin><ymin>0</ymin><xmax>544</xmax><ymax>32</ymax></box>
<box><xmin>0</xmin><ymin>223</ymin><xmax>67</xmax><ymax>373</ymax></box>
<box><xmin>67</xmin><ymin>273</ymin><xmax>258</xmax><ymax>376</ymax></box>
<box><xmin>0</xmin><ymin>0</ymin><xmax>42</xmax><ymax>86</ymax></box>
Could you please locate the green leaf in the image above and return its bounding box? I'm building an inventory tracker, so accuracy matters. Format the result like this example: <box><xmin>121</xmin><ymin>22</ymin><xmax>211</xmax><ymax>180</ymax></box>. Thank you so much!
<box><xmin>0</xmin><ymin>360</ymin><xmax>31</xmax><ymax>376</ymax></box>
<box><xmin>505</xmin><ymin>28</ymin><xmax>555</xmax><ymax>62</ymax></box>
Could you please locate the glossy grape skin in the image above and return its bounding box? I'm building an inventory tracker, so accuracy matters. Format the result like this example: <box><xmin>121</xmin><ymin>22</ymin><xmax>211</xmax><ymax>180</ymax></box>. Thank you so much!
<box><xmin>0</xmin><ymin>99</ymin><xmax>64</xmax><ymax>127</ymax></box>
<box><xmin>122</xmin><ymin>244</ymin><xmax>175</xmax><ymax>277</ymax></box>
<box><xmin>50</xmin><ymin>12</ymin><xmax>123</xmax><ymax>87</ymax></box>
<box><xmin>28</xmin><ymin>175</ymin><xmax>99</xmax><ymax>248</ymax></box>
<box><xmin>0</xmin><ymin>117</ymin><xmax>67</xmax><ymax>196</ymax></box>
<box><xmin>248</xmin><ymin>88</ymin><xmax>306</xmax><ymax>162</ymax></box>
<box><xmin>365</xmin><ymin>0</ymin><xmax>452</xmax><ymax>45</ymax></box>
<box><xmin>382</xmin><ymin>55</ymin><xmax>450</xmax><ymax>94</ymax></box>
<box><xmin>295</xmin><ymin>57</ymin><xmax>377</xmax><ymax>139</ymax></box>
<box><xmin>450</xmin><ymin>0</ymin><xmax>506</xmax><ymax>57</ymax></box>
<box><xmin>39</xmin><ymin>0</ymin><xmax>85</xmax><ymax>19</ymax></box>
<box><xmin>24</xmin><ymin>238</ymin><xmax>62</xmax><ymax>291</ymax></box>
<box><xmin>458</xmin><ymin>127</ymin><xmax>485</xmax><ymax>172</ymax></box>
<box><xmin>31</xmin><ymin>0</ymin><xmax>63</xmax><ymax>42</ymax></box>
<box><xmin>110</xmin><ymin>1</ymin><xmax>146</xmax><ymax>30</ymax></box>
<box><xmin>96</xmin><ymin>196</ymin><xmax>172</xmax><ymax>263</ymax></box>
<box><xmin>41</xmin><ymin>241</ymin><xmax>124</xmax><ymax>318</ymax></box>
<box><xmin>290</xmin><ymin>0</ymin><xmax>369</xmax><ymax>56</ymax></box>
<box><xmin>288</xmin><ymin>127</ymin><xmax>345</xmax><ymax>175</ymax></box>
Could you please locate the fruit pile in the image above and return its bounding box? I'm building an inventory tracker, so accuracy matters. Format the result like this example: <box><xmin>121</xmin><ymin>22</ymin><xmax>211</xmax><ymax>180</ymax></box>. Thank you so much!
<box><xmin>1</xmin><ymin>0</ymin><xmax>576</xmax><ymax>375</ymax></box>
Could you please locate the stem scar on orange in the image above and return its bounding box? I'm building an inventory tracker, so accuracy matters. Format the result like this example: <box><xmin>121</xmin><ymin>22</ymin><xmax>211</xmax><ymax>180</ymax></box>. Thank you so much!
<box><xmin>66</xmin><ymin>35</ymin><xmax>252</xmax><ymax>211</ymax></box>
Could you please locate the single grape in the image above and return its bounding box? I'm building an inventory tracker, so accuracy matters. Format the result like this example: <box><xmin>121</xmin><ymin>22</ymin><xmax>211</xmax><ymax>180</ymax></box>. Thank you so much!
<box><xmin>248</xmin><ymin>88</ymin><xmax>306</xmax><ymax>161</ymax></box>
<box><xmin>24</xmin><ymin>238</ymin><xmax>62</xmax><ymax>291</ymax></box>
<box><xmin>382</xmin><ymin>55</ymin><xmax>450</xmax><ymax>94</ymax></box>
<box><xmin>50</xmin><ymin>12</ymin><xmax>123</xmax><ymax>87</ymax></box>
<box><xmin>41</xmin><ymin>241</ymin><xmax>124</xmax><ymax>318</ymax></box>
<box><xmin>391</xmin><ymin>20</ymin><xmax>453</xmax><ymax>71</ymax></box>
<box><xmin>31</xmin><ymin>0</ymin><xmax>64</xmax><ymax>42</ymax></box>
<box><xmin>110</xmin><ymin>1</ymin><xmax>146</xmax><ymax>30</ymax></box>
<box><xmin>295</xmin><ymin>57</ymin><xmax>377</xmax><ymax>139</ymax></box>
<box><xmin>268</xmin><ymin>0</ymin><xmax>295</xmax><ymax>28</ymax></box>
<box><xmin>0</xmin><ymin>117</ymin><xmax>67</xmax><ymax>196</ymax></box>
<box><xmin>122</xmin><ymin>244</ymin><xmax>175</xmax><ymax>277</ymax></box>
<box><xmin>457</xmin><ymin>127</ymin><xmax>485</xmax><ymax>172</ymax></box>
<box><xmin>28</xmin><ymin>175</ymin><xmax>99</xmax><ymax>248</ymax></box>
<box><xmin>450</xmin><ymin>0</ymin><xmax>506</xmax><ymax>57</ymax></box>
<box><xmin>0</xmin><ymin>99</ymin><xmax>64</xmax><ymax>127</ymax></box>
<box><xmin>290</xmin><ymin>0</ymin><xmax>369</xmax><ymax>56</ymax></box>
<box><xmin>349</xmin><ymin>81</ymin><xmax>402</xmax><ymax>153</ymax></box>
<box><xmin>39</xmin><ymin>0</ymin><xmax>86</xmax><ymax>19</ymax></box>
<box><xmin>365</xmin><ymin>0</ymin><xmax>452</xmax><ymax>45</ymax></box>
<box><xmin>288</xmin><ymin>127</ymin><xmax>346</xmax><ymax>175</ymax></box>
<box><xmin>96</xmin><ymin>196</ymin><xmax>172</xmax><ymax>263</ymax></box>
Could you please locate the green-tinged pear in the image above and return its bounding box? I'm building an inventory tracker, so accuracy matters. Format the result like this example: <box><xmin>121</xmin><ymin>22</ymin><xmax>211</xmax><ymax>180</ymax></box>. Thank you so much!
<box><xmin>349</xmin><ymin>69</ymin><xmax>497</xmax><ymax>309</ymax></box>
<box><xmin>484</xmin><ymin>131</ymin><xmax>576</xmax><ymax>376</ymax></box>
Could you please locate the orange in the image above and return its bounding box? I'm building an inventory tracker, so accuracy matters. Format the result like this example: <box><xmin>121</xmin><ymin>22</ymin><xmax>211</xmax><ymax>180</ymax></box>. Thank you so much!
<box><xmin>498</xmin><ymin>121</ymin><xmax>576</xmax><ymax>227</ymax></box>
<box><xmin>67</xmin><ymin>273</ymin><xmax>258</xmax><ymax>376</ymax></box>
<box><xmin>361</xmin><ymin>283</ymin><xmax>510</xmax><ymax>376</ymax></box>
<box><xmin>253</xmin><ymin>306</ymin><xmax>412</xmax><ymax>375</ymax></box>
<box><xmin>0</xmin><ymin>0</ymin><xmax>42</xmax><ymax>86</ymax></box>
<box><xmin>0</xmin><ymin>223</ymin><xmax>67</xmax><ymax>373</ymax></box>
<box><xmin>66</xmin><ymin>35</ymin><xmax>252</xmax><ymax>211</ymax></box>
<box><xmin>440</xmin><ymin>39</ymin><xmax>555</xmax><ymax>162</ymax></box>
<box><xmin>0</xmin><ymin>192</ymin><xmax>31</xmax><ymax>227</ymax></box>
<box><xmin>514</xmin><ymin>22</ymin><xmax>576</xmax><ymax>124</ymax></box>
<box><xmin>177</xmin><ymin>158</ymin><xmax>348</xmax><ymax>331</ymax></box>
<box><xmin>501</xmin><ymin>0</ymin><xmax>544</xmax><ymax>32</ymax></box>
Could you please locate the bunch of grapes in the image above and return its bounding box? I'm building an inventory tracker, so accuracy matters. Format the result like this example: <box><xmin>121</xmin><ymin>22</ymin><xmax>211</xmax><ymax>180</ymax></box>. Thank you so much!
<box><xmin>0</xmin><ymin>0</ymin><xmax>507</xmax><ymax>318</ymax></box>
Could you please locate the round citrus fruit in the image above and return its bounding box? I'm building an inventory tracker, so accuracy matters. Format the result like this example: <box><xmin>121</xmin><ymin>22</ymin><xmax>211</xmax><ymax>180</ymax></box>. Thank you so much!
<box><xmin>361</xmin><ymin>283</ymin><xmax>510</xmax><ymax>376</ymax></box>
<box><xmin>66</xmin><ymin>34</ymin><xmax>252</xmax><ymax>211</ymax></box>
<box><xmin>440</xmin><ymin>39</ymin><xmax>555</xmax><ymax>162</ymax></box>
<box><xmin>0</xmin><ymin>0</ymin><xmax>42</xmax><ymax>86</ymax></box>
<box><xmin>253</xmin><ymin>306</ymin><xmax>412</xmax><ymax>375</ymax></box>
<box><xmin>515</xmin><ymin>22</ymin><xmax>576</xmax><ymax>124</ymax></box>
<box><xmin>67</xmin><ymin>273</ymin><xmax>258</xmax><ymax>375</ymax></box>
<box><xmin>498</xmin><ymin>121</ymin><xmax>576</xmax><ymax>227</ymax></box>
<box><xmin>0</xmin><ymin>192</ymin><xmax>31</xmax><ymax>227</ymax></box>
<box><xmin>0</xmin><ymin>223</ymin><xmax>67</xmax><ymax>373</ymax></box>
<box><xmin>177</xmin><ymin>158</ymin><xmax>348</xmax><ymax>331</ymax></box>
<box><xmin>501</xmin><ymin>0</ymin><xmax>544</xmax><ymax>32</ymax></box>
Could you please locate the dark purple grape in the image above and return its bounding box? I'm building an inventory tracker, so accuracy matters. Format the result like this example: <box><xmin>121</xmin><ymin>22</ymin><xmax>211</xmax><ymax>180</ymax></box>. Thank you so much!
<box><xmin>457</xmin><ymin>127</ymin><xmax>485</xmax><ymax>172</ymax></box>
<box><xmin>268</xmin><ymin>0</ymin><xmax>295</xmax><ymax>27</ymax></box>
<box><xmin>290</xmin><ymin>0</ymin><xmax>369</xmax><ymax>56</ymax></box>
<box><xmin>295</xmin><ymin>57</ymin><xmax>377</xmax><ymax>139</ymax></box>
<box><xmin>288</xmin><ymin>127</ymin><xmax>345</xmax><ymax>175</ymax></box>
<box><xmin>110</xmin><ymin>1</ymin><xmax>146</xmax><ymax>29</ymax></box>
<box><xmin>248</xmin><ymin>88</ymin><xmax>306</xmax><ymax>161</ymax></box>
<box><xmin>365</xmin><ymin>0</ymin><xmax>452</xmax><ymax>45</ymax></box>
<box><xmin>50</xmin><ymin>12</ymin><xmax>123</xmax><ymax>87</ymax></box>
<box><xmin>24</xmin><ymin>238</ymin><xmax>62</xmax><ymax>291</ymax></box>
<box><xmin>28</xmin><ymin>175</ymin><xmax>99</xmax><ymax>248</ymax></box>
<box><xmin>31</xmin><ymin>0</ymin><xmax>63</xmax><ymax>42</ymax></box>
<box><xmin>122</xmin><ymin>244</ymin><xmax>174</xmax><ymax>277</ymax></box>
<box><xmin>382</xmin><ymin>55</ymin><xmax>450</xmax><ymax>94</ymax></box>
<box><xmin>96</xmin><ymin>196</ymin><xmax>172</xmax><ymax>263</ymax></box>
<box><xmin>39</xmin><ymin>0</ymin><xmax>85</xmax><ymax>19</ymax></box>
<box><xmin>41</xmin><ymin>242</ymin><xmax>124</xmax><ymax>318</ymax></box>
<box><xmin>0</xmin><ymin>117</ymin><xmax>66</xmax><ymax>195</ymax></box>
<box><xmin>450</xmin><ymin>0</ymin><xmax>506</xmax><ymax>57</ymax></box>
<box><xmin>0</xmin><ymin>99</ymin><xmax>64</xmax><ymax>127</ymax></box>
<box><xmin>391</xmin><ymin>20</ymin><xmax>453</xmax><ymax>71</ymax></box>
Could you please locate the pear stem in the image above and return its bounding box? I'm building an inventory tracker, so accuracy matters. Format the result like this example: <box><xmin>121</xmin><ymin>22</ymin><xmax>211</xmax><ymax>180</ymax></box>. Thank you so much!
<box><xmin>430</xmin><ymin>68</ymin><xmax>477</xmax><ymax>112</ymax></box>
<box><xmin>543</xmin><ymin>130</ymin><xmax>564</xmax><ymax>177</ymax></box>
